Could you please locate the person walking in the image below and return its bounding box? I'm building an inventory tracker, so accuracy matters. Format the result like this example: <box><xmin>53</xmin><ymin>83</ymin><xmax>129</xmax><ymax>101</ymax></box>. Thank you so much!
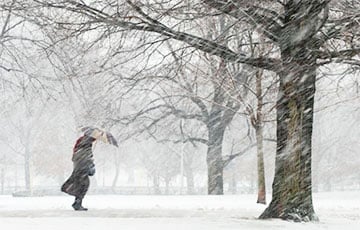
<box><xmin>61</xmin><ymin>135</ymin><xmax>96</xmax><ymax>211</ymax></box>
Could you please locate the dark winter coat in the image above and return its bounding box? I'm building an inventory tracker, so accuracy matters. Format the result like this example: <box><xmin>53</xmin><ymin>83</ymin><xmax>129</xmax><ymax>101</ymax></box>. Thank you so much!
<box><xmin>61</xmin><ymin>135</ymin><xmax>96</xmax><ymax>199</ymax></box>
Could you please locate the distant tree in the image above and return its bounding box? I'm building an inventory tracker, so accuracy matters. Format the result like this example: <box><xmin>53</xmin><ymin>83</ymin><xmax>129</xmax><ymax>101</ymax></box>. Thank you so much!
<box><xmin>137</xmin><ymin>142</ymin><xmax>180</xmax><ymax>195</ymax></box>
<box><xmin>244</xmin><ymin>33</ymin><xmax>278</xmax><ymax>204</ymax></box>
<box><xmin>120</xmin><ymin>52</ymin><xmax>250</xmax><ymax>195</ymax></box>
<box><xmin>32</xmin><ymin>107</ymin><xmax>76</xmax><ymax>186</ymax></box>
<box><xmin>101</xmin><ymin>15</ymin><xmax>253</xmax><ymax>195</ymax></box>
<box><xmin>1</xmin><ymin>2</ymin><xmax>66</xmax><ymax>193</ymax></box>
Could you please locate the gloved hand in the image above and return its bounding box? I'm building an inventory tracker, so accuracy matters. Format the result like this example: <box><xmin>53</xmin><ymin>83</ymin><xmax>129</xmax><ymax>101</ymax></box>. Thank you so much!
<box><xmin>88</xmin><ymin>163</ymin><xmax>96</xmax><ymax>176</ymax></box>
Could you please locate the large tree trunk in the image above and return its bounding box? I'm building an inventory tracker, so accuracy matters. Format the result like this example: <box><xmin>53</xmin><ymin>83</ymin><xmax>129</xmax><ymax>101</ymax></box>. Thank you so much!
<box><xmin>260</xmin><ymin>63</ymin><xmax>317</xmax><ymax>221</ymax></box>
<box><xmin>207</xmin><ymin>124</ymin><xmax>225</xmax><ymax>195</ymax></box>
<box><xmin>259</xmin><ymin>0</ymin><xmax>327</xmax><ymax>221</ymax></box>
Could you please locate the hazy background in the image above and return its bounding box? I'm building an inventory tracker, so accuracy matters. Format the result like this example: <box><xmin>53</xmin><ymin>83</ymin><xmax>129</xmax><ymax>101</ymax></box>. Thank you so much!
<box><xmin>0</xmin><ymin>1</ymin><xmax>359</xmax><ymax>197</ymax></box>
<box><xmin>0</xmin><ymin>66</ymin><xmax>358</xmax><ymax>196</ymax></box>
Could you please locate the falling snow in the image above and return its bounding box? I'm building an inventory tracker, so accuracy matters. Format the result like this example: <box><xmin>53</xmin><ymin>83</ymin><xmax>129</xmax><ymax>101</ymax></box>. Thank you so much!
<box><xmin>1</xmin><ymin>1</ymin><xmax>360</xmax><ymax>229</ymax></box>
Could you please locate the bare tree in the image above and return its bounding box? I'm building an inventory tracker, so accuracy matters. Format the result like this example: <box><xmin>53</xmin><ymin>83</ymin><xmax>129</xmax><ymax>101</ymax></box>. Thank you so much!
<box><xmin>244</xmin><ymin>32</ymin><xmax>278</xmax><ymax>204</ymax></box>
<box><xmin>8</xmin><ymin>0</ymin><xmax>360</xmax><ymax>221</ymax></box>
<box><xmin>32</xmin><ymin>105</ymin><xmax>76</xmax><ymax>186</ymax></box>
<box><xmin>137</xmin><ymin>142</ymin><xmax>180</xmax><ymax>195</ymax></box>
<box><xmin>94</xmin><ymin>14</ymin><xmax>254</xmax><ymax>195</ymax></box>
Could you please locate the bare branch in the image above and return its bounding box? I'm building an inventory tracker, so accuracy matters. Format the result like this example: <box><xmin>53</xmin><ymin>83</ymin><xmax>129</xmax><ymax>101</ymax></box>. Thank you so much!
<box><xmin>203</xmin><ymin>0</ymin><xmax>284</xmax><ymax>42</ymax></box>
<box><xmin>316</xmin><ymin>48</ymin><xmax>360</xmax><ymax>60</ymax></box>
<box><xmin>223</xmin><ymin>143</ymin><xmax>257</xmax><ymax>167</ymax></box>
<box><xmin>32</xmin><ymin>0</ymin><xmax>281</xmax><ymax>71</ymax></box>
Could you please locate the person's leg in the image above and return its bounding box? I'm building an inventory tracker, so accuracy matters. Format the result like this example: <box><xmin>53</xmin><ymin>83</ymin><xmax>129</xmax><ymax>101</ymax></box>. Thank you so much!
<box><xmin>72</xmin><ymin>176</ymin><xmax>90</xmax><ymax>211</ymax></box>
<box><xmin>72</xmin><ymin>196</ymin><xmax>88</xmax><ymax>211</ymax></box>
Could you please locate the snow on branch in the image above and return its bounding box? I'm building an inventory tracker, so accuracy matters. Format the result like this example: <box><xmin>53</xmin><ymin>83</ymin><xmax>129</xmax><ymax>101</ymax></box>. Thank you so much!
<box><xmin>32</xmin><ymin>0</ymin><xmax>281</xmax><ymax>71</ymax></box>
<box><xmin>203</xmin><ymin>0</ymin><xmax>284</xmax><ymax>42</ymax></box>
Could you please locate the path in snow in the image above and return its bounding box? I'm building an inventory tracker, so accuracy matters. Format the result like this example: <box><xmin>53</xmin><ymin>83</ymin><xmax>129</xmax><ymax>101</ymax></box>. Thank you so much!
<box><xmin>0</xmin><ymin>192</ymin><xmax>359</xmax><ymax>230</ymax></box>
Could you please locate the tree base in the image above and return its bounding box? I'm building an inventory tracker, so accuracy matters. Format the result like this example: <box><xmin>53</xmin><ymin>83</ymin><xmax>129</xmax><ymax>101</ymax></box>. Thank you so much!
<box><xmin>259</xmin><ymin>202</ymin><xmax>319</xmax><ymax>222</ymax></box>
<box><xmin>257</xmin><ymin>199</ymin><xmax>266</xmax><ymax>205</ymax></box>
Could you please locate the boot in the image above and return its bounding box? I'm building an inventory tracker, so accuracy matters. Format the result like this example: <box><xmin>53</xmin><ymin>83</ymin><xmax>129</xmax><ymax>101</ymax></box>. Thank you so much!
<box><xmin>72</xmin><ymin>197</ymin><xmax>88</xmax><ymax>211</ymax></box>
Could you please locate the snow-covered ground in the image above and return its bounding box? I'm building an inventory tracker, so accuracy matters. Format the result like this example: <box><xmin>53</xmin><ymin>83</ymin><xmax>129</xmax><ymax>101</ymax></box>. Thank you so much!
<box><xmin>0</xmin><ymin>192</ymin><xmax>359</xmax><ymax>230</ymax></box>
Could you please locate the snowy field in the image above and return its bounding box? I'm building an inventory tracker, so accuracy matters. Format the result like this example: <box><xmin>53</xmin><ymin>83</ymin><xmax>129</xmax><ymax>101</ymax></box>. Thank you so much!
<box><xmin>0</xmin><ymin>192</ymin><xmax>359</xmax><ymax>230</ymax></box>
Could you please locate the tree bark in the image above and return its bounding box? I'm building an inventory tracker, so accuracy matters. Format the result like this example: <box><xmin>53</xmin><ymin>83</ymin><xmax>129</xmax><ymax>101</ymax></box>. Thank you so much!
<box><xmin>256</xmin><ymin>125</ymin><xmax>266</xmax><ymax>204</ymax></box>
<box><xmin>259</xmin><ymin>61</ymin><xmax>317</xmax><ymax>221</ymax></box>
<box><xmin>207</xmin><ymin>124</ymin><xmax>226</xmax><ymax>195</ymax></box>
<box><xmin>255</xmin><ymin>68</ymin><xmax>266</xmax><ymax>204</ymax></box>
